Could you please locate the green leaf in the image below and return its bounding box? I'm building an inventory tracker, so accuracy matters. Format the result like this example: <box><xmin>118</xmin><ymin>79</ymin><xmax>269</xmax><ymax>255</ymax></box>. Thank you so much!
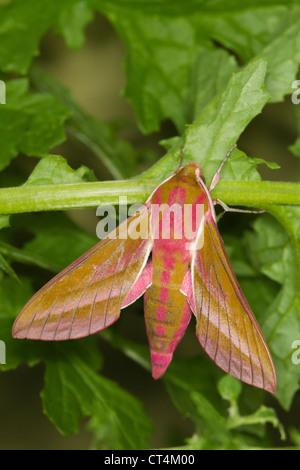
<box><xmin>228</xmin><ymin>404</ymin><xmax>285</xmax><ymax>440</ymax></box>
<box><xmin>221</xmin><ymin>233</ymin><xmax>258</xmax><ymax>278</ymax></box>
<box><xmin>105</xmin><ymin>12</ymin><xmax>207</xmax><ymax>134</ymax></box>
<box><xmin>0</xmin><ymin>271</ymin><xmax>150</xmax><ymax>449</ymax></box>
<box><xmin>30</xmin><ymin>64</ymin><xmax>141</xmax><ymax>179</ymax></box>
<box><xmin>289</xmin><ymin>104</ymin><xmax>300</xmax><ymax>158</ymax></box>
<box><xmin>99</xmin><ymin>2</ymin><xmax>300</xmax><ymax>134</ymax></box>
<box><xmin>189</xmin><ymin>391</ymin><xmax>232</xmax><ymax>448</ymax></box>
<box><xmin>217</xmin><ymin>375</ymin><xmax>242</xmax><ymax>404</ymax></box>
<box><xmin>165</xmin><ymin>356</ymin><xmax>226</xmax><ymax>421</ymax></box>
<box><xmin>17</xmin><ymin>212</ymin><xmax>97</xmax><ymax>272</ymax></box>
<box><xmin>289</xmin><ymin>427</ymin><xmax>300</xmax><ymax>446</ymax></box>
<box><xmin>0</xmin><ymin>240</ymin><xmax>60</xmax><ymax>273</ymax></box>
<box><xmin>198</xmin><ymin>4</ymin><xmax>300</xmax><ymax>102</ymax></box>
<box><xmin>0</xmin><ymin>275</ymin><xmax>101</xmax><ymax>373</ymax></box>
<box><xmin>102</xmin><ymin>7</ymin><xmax>241</xmax><ymax>134</ymax></box>
<box><xmin>0</xmin><ymin>210</ymin><xmax>97</xmax><ymax>274</ymax></box>
<box><xmin>0</xmin><ymin>0</ymin><xmax>94</xmax><ymax>73</ymax></box>
<box><xmin>55</xmin><ymin>0</ymin><xmax>94</xmax><ymax>49</ymax></box>
<box><xmin>183</xmin><ymin>58</ymin><xmax>270</xmax><ymax>181</ymax></box>
<box><xmin>141</xmin><ymin>58</ymin><xmax>271</xmax><ymax>184</ymax></box>
<box><xmin>42</xmin><ymin>346</ymin><xmax>153</xmax><ymax>449</ymax></box>
<box><xmin>0</xmin><ymin>251</ymin><xmax>19</xmax><ymax>282</ymax></box>
<box><xmin>0</xmin><ymin>253</ymin><xmax>19</xmax><ymax>281</ymax></box>
<box><xmin>90</xmin><ymin>306</ymin><xmax>286</xmax><ymax>449</ymax></box>
<box><xmin>186</xmin><ymin>48</ymin><xmax>239</xmax><ymax>122</ymax></box>
<box><xmin>24</xmin><ymin>154</ymin><xmax>96</xmax><ymax>186</ymax></box>
<box><xmin>245</xmin><ymin>212</ymin><xmax>300</xmax><ymax>409</ymax></box>
<box><xmin>0</xmin><ymin>79</ymin><xmax>70</xmax><ymax>171</ymax></box>
<box><xmin>0</xmin><ymin>275</ymin><xmax>38</xmax><ymax>371</ymax></box>
<box><xmin>165</xmin><ymin>355</ymin><xmax>282</xmax><ymax>449</ymax></box>
<box><xmin>0</xmin><ymin>215</ymin><xmax>10</xmax><ymax>230</ymax></box>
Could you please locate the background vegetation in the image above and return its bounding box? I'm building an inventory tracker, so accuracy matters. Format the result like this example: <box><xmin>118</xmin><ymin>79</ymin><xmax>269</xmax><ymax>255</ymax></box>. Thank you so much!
<box><xmin>0</xmin><ymin>0</ymin><xmax>300</xmax><ymax>449</ymax></box>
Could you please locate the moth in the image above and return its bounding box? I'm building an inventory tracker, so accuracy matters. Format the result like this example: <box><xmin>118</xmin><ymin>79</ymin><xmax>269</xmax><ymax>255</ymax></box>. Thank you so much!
<box><xmin>13</xmin><ymin>148</ymin><xmax>277</xmax><ymax>393</ymax></box>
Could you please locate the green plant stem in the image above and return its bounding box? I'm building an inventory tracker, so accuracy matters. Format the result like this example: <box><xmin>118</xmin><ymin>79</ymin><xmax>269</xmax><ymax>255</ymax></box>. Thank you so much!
<box><xmin>0</xmin><ymin>180</ymin><xmax>299</xmax><ymax>215</ymax></box>
<box><xmin>212</xmin><ymin>180</ymin><xmax>300</xmax><ymax>206</ymax></box>
<box><xmin>0</xmin><ymin>180</ymin><xmax>157</xmax><ymax>214</ymax></box>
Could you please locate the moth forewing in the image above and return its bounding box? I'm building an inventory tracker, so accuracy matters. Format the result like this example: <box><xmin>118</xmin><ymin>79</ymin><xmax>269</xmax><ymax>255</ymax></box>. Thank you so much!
<box><xmin>12</xmin><ymin>161</ymin><xmax>277</xmax><ymax>393</ymax></box>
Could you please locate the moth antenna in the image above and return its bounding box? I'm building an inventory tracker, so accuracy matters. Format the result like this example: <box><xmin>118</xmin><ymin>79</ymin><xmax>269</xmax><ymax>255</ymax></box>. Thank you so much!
<box><xmin>173</xmin><ymin>145</ymin><xmax>184</xmax><ymax>174</ymax></box>
<box><xmin>179</xmin><ymin>144</ymin><xmax>184</xmax><ymax>166</ymax></box>
<box><xmin>209</xmin><ymin>144</ymin><xmax>237</xmax><ymax>191</ymax></box>
<box><xmin>173</xmin><ymin>145</ymin><xmax>184</xmax><ymax>175</ymax></box>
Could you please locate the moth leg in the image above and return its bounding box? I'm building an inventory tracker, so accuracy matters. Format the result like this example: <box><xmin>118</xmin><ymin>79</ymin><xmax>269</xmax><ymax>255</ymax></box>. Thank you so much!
<box><xmin>213</xmin><ymin>198</ymin><xmax>265</xmax><ymax>214</ymax></box>
<box><xmin>209</xmin><ymin>144</ymin><xmax>237</xmax><ymax>191</ymax></box>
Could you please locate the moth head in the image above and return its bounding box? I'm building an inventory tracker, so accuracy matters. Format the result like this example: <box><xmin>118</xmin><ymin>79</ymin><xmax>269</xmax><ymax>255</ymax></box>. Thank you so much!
<box><xmin>195</xmin><ymin>165</ymin><xmax>206</xmax><ymax>185</ymax></box>
<box><xmin>178</xmin><ymin>162</ymin><xmax>206</xmax><ymax>185</ymax></box>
